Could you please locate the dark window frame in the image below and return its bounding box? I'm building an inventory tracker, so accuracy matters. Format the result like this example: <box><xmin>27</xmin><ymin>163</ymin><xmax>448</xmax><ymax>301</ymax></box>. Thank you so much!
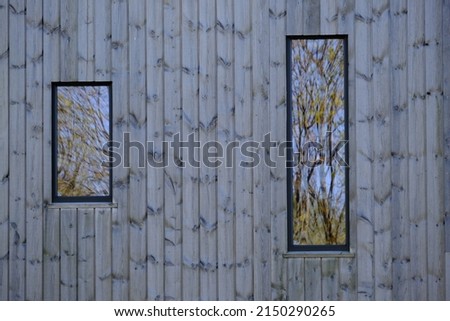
<box><xmin>52</xmin><ymin>81</ymin><xmax>113</xmax><ymax>203</ymax></box>
<box><xmin>286</xmin><ymin>35</ymin><xmax>350</xmax><ymax>252</ymax></box>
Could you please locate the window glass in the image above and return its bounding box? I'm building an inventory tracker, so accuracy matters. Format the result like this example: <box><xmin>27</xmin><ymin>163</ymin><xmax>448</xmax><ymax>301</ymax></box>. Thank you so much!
<box><xmin>52</xmin><ymin>83</ymin><xmax>112</xmax><ymax>202</ymax></box>
<box><xmin>288</xmin><ymin>37</ymin><xmax>348</xmax><ymax>250</ymax></box>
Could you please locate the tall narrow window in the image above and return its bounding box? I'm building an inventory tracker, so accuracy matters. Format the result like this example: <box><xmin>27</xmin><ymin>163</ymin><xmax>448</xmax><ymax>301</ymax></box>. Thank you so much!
<box><xmin>52</xmin><ymin>82</ymin><xmax>112</xmax><ymax>202</ymax></box>
<box><xmin>287</xmin><ymin>36</ymin><xmax>349</xmax><ymax>251</ymax></box>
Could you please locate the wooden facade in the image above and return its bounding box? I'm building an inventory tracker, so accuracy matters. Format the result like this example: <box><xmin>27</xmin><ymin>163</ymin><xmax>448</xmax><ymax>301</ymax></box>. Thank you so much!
<box><xmin>0</xmin><ymin>0</ymin><xmax>449</xmax><ymax>300</ymax></box>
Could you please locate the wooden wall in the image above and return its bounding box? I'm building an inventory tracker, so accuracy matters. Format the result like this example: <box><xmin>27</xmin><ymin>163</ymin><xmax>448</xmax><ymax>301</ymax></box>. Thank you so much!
<box><xmin>0</xmin><ymin>0</ymin><xmax>448</xmax><ymax>300</ymax></box>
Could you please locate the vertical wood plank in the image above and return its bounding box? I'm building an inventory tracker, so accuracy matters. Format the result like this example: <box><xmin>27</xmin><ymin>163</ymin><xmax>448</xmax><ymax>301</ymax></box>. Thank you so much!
<box><xmin>42</xmin><ymin>0</ymin><xmax>59</xmax><ymax>204</ymax></box>
<box><xmin>355</xmin><ymin>0</ymin><xmax>375</xmax><ymax>300</ymax></box>
<box><xmin>407</xmin><ymin>0</ymin><xmax>428</xmax><ymax>300</ymax></box>
<box><xmin>216</xmin><ymin>0</ymin><xmax>235</xmax><ymax>301</ymax></box>
<box><xmin>286</xmin><ymin>0</ymin><xmax>303</xmax><ymax>35</ymax></box>
<box><xmin>94</xmin><ymin>0</ymin><xmax>112</xmax><ymax>301</ymax></box>
<box><xmin>59</xmin><ymin>0</ymin><xmax>78</xmax><ymax>298</ymax></box>
<box><xmin>304</xmin><ymin>258</ymin><xmax>322</xmax><ymax>300</ymax></box>
<box><xmin>77</xmin><ymin>0</ymin><xmax>87</xmax><ymax>79</ymax></box>
<box><xmin>95</xmin><ymin>208</ymin><xmax>112</xmax><ymax>300</ymax></box>
<box><xmin>128</xmin><ymin>0</ymin><xmax>147</xmax><ymax>301</ymax></box>
<box><xmin>8</xmin><ymin>0</ymin><xmax>26</xmax><ymax>301</ymax></box>
<box><xmin>269</xmin><ymin>0</ymin><xmax>288</xmax><ymax>301</ymax></box>
<box><xmin>60</xmin><ymin>208</ymin><xmax>77</xmax><ymax>300</ymax></box>
<box><xmin>86</xmin><ymin>0</ymin><xmax>94</xmax><ymax>79</ymax></box>
<box><xmin>372</xmin><ymin>0</ymin><xmax>393</xmax><ymax>300</ymax></box>
<box><xmin>198</xmin><ymin>0</ymin><xmax>218</xmax><ymax>300</ymax></box>
<box><xmin>111</xmin><ymin>0</ymin><xmax>129</xmax><ymax>300</ymax></box>
<box><xmin>94</xmin><ymin>0</ymin><xmax>111</xmax><ymax>81</ymax></box>
<box><xmin>447</xmin><ymin>253</ymin><xmax>450</xmax><ymax>300</ymax></box>
<box><xmin>181</xmin><ymin>0</ymin><xmax>200</xmax><ymax>301</ymax></box>
<box><xmin>336</xmin><ymin>0</ymin><xmax>357</xmax><ymax>301</ymax></box>
<box><xmin>146</xmin><ymin>0</ymin><xmax>165</xmax><ymax>301</ymax></box>
<box><xmin>252</xmin><ymin>0</ymin><xmax>271</xmax><ymax>301</ymax></box>
<box><xmin>321</xmin><ymin>258</ymin><xmax>338</xmax><ymax>300</ymax></box>
<box><xmin>390</xmin><ymin>0</ymin><xmax>410</xmax><ymax>301</ymax></box>
<box><xmin>444</xmin><ymin>1</ymin><xmax>450</xmax><ymax>301</ymax></box>
<box><xmin>42</xmin><ymin>0</ymin><xmax>60</xmax><ymax>300</ymax></box>
<box><xmin>303</xmin><ymin>0</ymin><xmax>320</xmax><ymax>35</ymax></box>
<box><xmin>163</xmin><ymin>0</ymin><xmax>183</xmax><ymax>300</ymax></box>
<box><xmin>60</xmin><ymin>0</ymin><xmax>77</xmax><ymax>81</ymax></box>
<box><xmin>234</xmin><ymin>0</ymin><xmax>253</xmax><ymax>301</ymax></box>
<box><xmin>425</xmin><ymin>0</ymin><xmax>445</xmax><ymax>301</ymax></box>
<box><xmin>285</xmin><ymin>9</ymin><xmax>306</xmax><ymax>306</ymax></box>
<box><xmin>147</xmin><ymin>1</ymin><xmax>168</xmax><ymax>300</ymax></box>
<box><xmin>0</xmin><ymin>0</ymin><xmax>9</xmax><ymax>301</ymax></box>
<box><xmin>25</xmin><ymin>0</ymin><xmax>44</xmax><ymax>300</ymax></box>
<box><xmin>77</xmin><ymin>0</ymin><xmax>94</xmax><ymax>80</ymax></box>
<box><xmin>287</xmin><ymin>259</ymin><xmax>304</xmax><ymax>300</ymax></box>
<box><xmin>338</xmin><ymin>258</ymin><xmax>357</xmax><ymax>300</ymax></box>
<box><xmin>77</xmin><ymin>208</ymin><xmax>95</xmax><ymax>300</ymax></box>
<box><xmin>320</xmin><ymin>0</ymin><xmax>337</xmax><ymax>33</ymax></box>
<box><xmin>43</xmin><ymin>208</ymin><xmax>60</xmax><ymax>300</ymax></box>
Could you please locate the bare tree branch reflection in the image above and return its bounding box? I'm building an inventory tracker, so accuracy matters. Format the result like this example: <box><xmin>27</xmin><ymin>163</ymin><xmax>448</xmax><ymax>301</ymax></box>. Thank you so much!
<box><xmin>291</xmin><ymin>39</ymin><xmax>346</xmax><ymax>245</ymax></box>
<box><xmin>57</xmin><ymin>86</ymin><xmax>110</xmax><ymax>196</ymax></box>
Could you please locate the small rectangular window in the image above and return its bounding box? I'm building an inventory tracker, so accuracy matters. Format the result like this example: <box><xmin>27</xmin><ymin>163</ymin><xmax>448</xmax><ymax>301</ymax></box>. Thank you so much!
<box><xmin>52</xmin><ymin>82</ymin><xmax>112</xmax><ymax>202</ymax></box>
<box><xmin>287</xmin><ymin>36</ymin><xmax>349</xmax><ymax>251</ymax></box>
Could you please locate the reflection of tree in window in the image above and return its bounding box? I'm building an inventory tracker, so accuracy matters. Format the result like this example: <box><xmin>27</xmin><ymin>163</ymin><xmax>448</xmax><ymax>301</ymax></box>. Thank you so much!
<box><xmin>57</xmin><ymin>86</ymin><xmax>110</xmax><ymax>196</ymax></box>
<box><xmin>291</xmin><ymin>39</ymin><xmax>346</xmax><ymax>245</ymax></box>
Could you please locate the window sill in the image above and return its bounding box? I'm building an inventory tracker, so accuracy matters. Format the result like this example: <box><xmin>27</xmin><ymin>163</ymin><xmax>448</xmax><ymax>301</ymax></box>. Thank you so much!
<box><xmin>46</xmin><ymin>202</ymin><xmax>118</xmax><ymax>209</ymax></box>
<box><xmin>283</xmin><ymin>251</ymin><xmax>355</xmax><ymax>258</ymax></box>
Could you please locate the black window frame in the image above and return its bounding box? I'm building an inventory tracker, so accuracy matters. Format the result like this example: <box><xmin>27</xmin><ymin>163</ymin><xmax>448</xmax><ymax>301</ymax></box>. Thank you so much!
<box><xmin>286</xmin><ymin>35</ymin><xmax>350</xmax><ymax>252</ymax></box>
<box><xmin>52</xmin><ymin>81</ymin><xmax>113</xmax><ymax>203</ymax></box>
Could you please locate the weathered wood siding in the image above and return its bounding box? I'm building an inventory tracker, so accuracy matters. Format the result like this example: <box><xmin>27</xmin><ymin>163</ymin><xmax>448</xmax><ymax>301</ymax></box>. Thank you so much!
<box><xmin>0</xmin><ymin>0</ymin><xmax>448</xmax><ymax>301</ymax></box>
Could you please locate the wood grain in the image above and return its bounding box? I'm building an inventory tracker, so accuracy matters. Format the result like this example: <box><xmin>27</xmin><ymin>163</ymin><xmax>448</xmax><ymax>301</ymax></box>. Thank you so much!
<box><xmin>0</xmin><ymin>0</ymin><xmax>448</xmax><ymax>301</ymax></box>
